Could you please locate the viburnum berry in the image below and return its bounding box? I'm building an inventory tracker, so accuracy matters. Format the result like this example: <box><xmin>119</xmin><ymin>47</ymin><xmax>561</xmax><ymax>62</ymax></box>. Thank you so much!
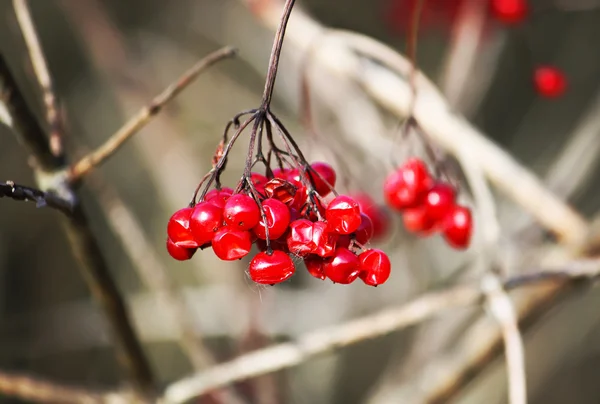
<box><xmin>248</xmin><ymin>250</ymin><xmax>296</xmax><ymax>285</ymax></box>
<box><xmin>251</xmin><ymin>173</ymin><xmax>269</xmax><ymax>194</ymax></box>
<box><xmin>304</xmin><ymin>255</ymin><xmax>326</xmax><ymax>280</ymax></box>
<box><xmin>312</xmin><ymin>221</ymin><xmax>338</xmax><ymax>257</ymax></box>
<box><xmin>290</xmin><ymin>162</ymin><xmax>337</xmax><ymax>196</ymax></box>
<box><xmin>352</xmin><ymin>193</ymin><xmax>389</xmax><ymax>241</ymax></box>
<box><xmin>205</xmin><ymin>187</ymin><xmax>233</xmax><ymax>209</ymax></box>
<box><xmin>211</xmin><ymin>228</ymin><xmax>252</xmax><ymax>261</ymax></box>
<box><xmin>287</xmin><ymin>219</ymin><xmax>317</xmax><ymax>256</ymax></box>
<box><xmin>353</xmin><ymin>213</ymin><xmax>374</xmax><ymax>245</ymax></box>
<box><xmin>490</xmin><ymin>0</ymin><xmax>528</xmax><ymax>25</ymax></box>
<box><xmin>223</xmin><ymin>194</ymin><xmax>260</xmax><ymax>231</ymax></box>
<box><xmin>384</xmin><ymin>158</ymin><xmax>433</xmax><ymax>211</ymax></box>
<box><xmin>326</xmin><ymin>195</ymin><xmax>362</xmax><ymax>235</ymax></box>
<box><xmin>533</xmin><ymin>66</ymin><xmax>567</xmax><ymax>98</ymax></box>
<box><xmin>423</xmin><ymin>183</ymin><xmax>456</xmax><ymax>222</ymax></box>
<box><xmin>166</xmin><ymin>238</ymin><xmax>196</xmax><ymax>261</ymax></box>
<box><xmin>253</xmin><ymin>198</ymin><xmax>291</xmax><ymax>240</ymax></box>
<box><xmin>359</xmin><ymin>249</ymin><xmax>391</xmax><ymax>286</ymax></box>
<box><xmin>189</xmin><ymin>202</ymin><xmax>224</xmax><ymax>245</ymax></box>
<box><xmin>323</xmin><ymin>247</ymin><xmax>361</xmax><ymax>284</ymax></box>
<box><xmin>442</xmin><ymin>205</ymin><xmax>473</xmax><ymax>249</ymax></box>
<box><xmin>167</xmin><ymin>207</ymin><xmax>198</xmax><ymax>248</ymax></box>
<box><xmin>402</xmin><ymin>206</ymin><xmax>437</xmax><ymax>234</ymax></box>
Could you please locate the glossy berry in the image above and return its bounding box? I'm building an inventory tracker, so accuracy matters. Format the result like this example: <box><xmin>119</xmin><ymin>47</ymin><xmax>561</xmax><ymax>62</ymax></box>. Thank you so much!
<box><xmin>287</xmin><ymin>219</ymin><xmax>317</xmax><ymax>256</ymax></box>
<box><xmin>443</xmin><ymin>205</ymin><xmax>473</xmax><ymax>249</ymax></box>
<box><xmin>323</xmin><ymin>247</ymin><xmax>361</xmax><ymax>284</ymax></box>
<box><xmin>223</xmin><ymin>194</ymin><xmax>260</xmax><ymax>231</ymax></box>
<box><xmin>290</xmin><ymin>162</ymin><xmax>337</xmax><ymax>196</ymax></box>
<box><xmin>353</xmin><ymin>193</ymin><xmax>389</xmax><ymax>241</ymax></box>
<box><xmin>534</xmin><ymin>66</ymin><xmax>567</xmax><ymax>98</ymax></box>
<box><xmin>205</xmin><ymin>187</ymin><xmax>233</xmax><ymax>209</ymax></box>
<box><xmin>253</xmin><ymin>198</ymin><xmax>291</xmax><ymax>240</ymax></box>
<box><xmin>359</xmin><ymin>249</ymin><xmax>391</xmax><ymax>286</ymax></box>
<box><xmin>304</xmin><ymin>256</ymin><xmax>326</xmax><ymax>280</ymax></box>
<box><xmin>189</xmin><ymin>202</ymin><xmax>224</xmax><ymax>245</ymax></box>
<box><xmin>251</xmin><ymin>173</ymin><xmax>269</xmax><ymax>193</ymax></box>
<box><xmin>326</xmin><ymin>195</ymin><xmax>362</xmax><ymax>235</ymax></box>
<box><xmin>490</xmin><ymin>0</ymin><xmax>528</xmax><ymax>25</ymax></box>
<box><xmin>211</xmin><ymin>228</ymin><xmax>252</xmax><ymax>261</ymax></box>
<box><xmin>263</xmin><ymin>178</ymin><xmax>298</xmax><ymax>206</ymax></box>
<box><xmin>248</xmin><ymin>251</ymin><xmax>295</xmax><ymax>285</ymax></box>
<box><xmin>166</xmin><ymin>238</ymin><xmax>196</xmax><ymax>261</ymax></box>
<box><xmin>423</xmin><ymin>183</ymin><xmax>456</xmax><ymax>222</ymax></box>
<box><xmin>312</xmin><ymin>221</ymin><xmax>338</xmax><ymax>257</ymax></box>
<box><xmin>402</xmin><ymin>207</ymin><xmax>436</xmax><ymax>234</ymax></box>
<box><xmin>167</xmin><ymin>207</ymin><xmax>198</xmax><ymax>248</ymax></box>
<box><xmin>353</xmin><ymin>213</ymin><xmax>374</xmax><ymax>245</ymax></box>
<box><xmin>384</xmin><ymin>158</ymin><xmax>433</xmax><ymax>211</ymax></box>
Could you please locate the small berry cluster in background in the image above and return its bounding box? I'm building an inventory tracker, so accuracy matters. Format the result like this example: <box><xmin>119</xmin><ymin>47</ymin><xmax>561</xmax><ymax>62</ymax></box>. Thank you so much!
<box><xmin>386</xmin><ymin>0</ymin><xmax>568</xmax><ymax>99</ymax></box>
<box><xmin>384</xmin><ymin>158</ymin><xmax>473</xmax><ymax>249</ymax></box>
<box><xmin>167</xmin><ymin>162</ymin><xmax>392</xmax><ymax>286</ymax></box>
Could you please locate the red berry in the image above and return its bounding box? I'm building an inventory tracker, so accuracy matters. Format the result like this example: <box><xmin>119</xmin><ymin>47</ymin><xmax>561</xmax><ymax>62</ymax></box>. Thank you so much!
<box><xmin>354</xmin><ymin>213</ymin><xmax>374</xmax><ymax>245</ymax></box>
<box><xmin>402</xmin><ymin>207</ymin><xmax>437</xmax><ymax>234</ymax></box>
<box><xmin>383</xmin><ymin>158</ymin><xmax>433</xmax><ymax>211</ymax></box>
<box><xmin>359</xmin><ymin>249</ymin><xmax>391</xmax><ymax>286</ymax></box>
<box><xmin>211</xmin><ymin>228</ymin><xmax>252</xmax><ymax>261</ymax></box>
<box><xmin>290</xmin><ymin>163</ymin><xmax>337</xmax><ymax>196</ymax></box>
<box><xmin>304</xmin><ymin>255</ymin><xmax>326</xmax><ymax>280</ymax></box>
<box><xmin>326</xmin><ymin>195</ymin><xmax>362</xmax><ymax>235</ymax></box>
<box><xmin>248</xmin><ymin>251</ymin><xmax>296</xmax><ymax>284</ymax></box>
<box><xmin>490</xmin><ymin>0</ymin><xmax>528</xmax><ymax>25</ymax></box>
<box><xmin>205</xmin><ymin>187</ymin><xmax>233</xmax><ymax>209</ymax></box>
<box><xmin>287</xmin><ymin>219</ymin><xmax>317</xmax><ymax>256</ymax></box>
<box><xmin>423</xmin><ymin>183</ymin><xmax>456</xmax><ymax>222</ymax></box>
<box><xmin>443</xmin><ymin>205</ymin><xmax>473</xmax><ymax>249</ymax></box>
<box><xmin>323</xmin><ymin>247</ymin><xmax>361</xmax><ymax>284</ymax></box>
<box><xmin>272</xmin><ymin>167</ymin><xmax>293</xmax><ymax>180</ymax></box>
<box><xmin>223</xmin><ymin>194</ymin><xmax>260</xmax><ymax>231</ymax></box>
<box><xmin>253</xmin><ymin>198</ymin><xmax>291</xmax><ymax>240</ymax></box>
<box><xmin>189</xmin><ymin>202</ymin><xmax>224</xmax><ymax>245</ymax></box>
<box><xmin>534</xmin><ymin>66</ymin><xmax>567</xmax><ymax>98</ymax></box>
<box><xmin>311</xmin><ymin>221</ymin><xmax>338</xmax><ymax>258</ymax></box>
<box><xmin>251</xmin><ymin>173</ymin><xmax>269</xmax><ymax>193</ymax></box>
<box><xmin>352</xmin><ymin>193</ymin><xmax>389</xmax><ymax>240</ymax></box>
<box><xmin>166</xmin><ymin>238</ymin><xmax>196</xmax><ymax>261</ymax></box>
<box><xmin>263</xmin><ymin>178</ymin><xmax>299</xmax><ymax>206</ymax></box>
<box><xmin>167</xmin><ymin>207</ymin><xmax>198</xmax><ymax>248</ymax></box>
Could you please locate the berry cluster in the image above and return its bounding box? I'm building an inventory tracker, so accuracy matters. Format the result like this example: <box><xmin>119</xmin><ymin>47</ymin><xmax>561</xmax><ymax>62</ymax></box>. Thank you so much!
<box><xmin>383</xmin><ymin>158</ymin><xmax>472</xmax><ymax>249</ymax></box>
<box><xmin>167</xmin><ymin>162</ymin><xmax>392</xmax><ymax>286</ymax></box>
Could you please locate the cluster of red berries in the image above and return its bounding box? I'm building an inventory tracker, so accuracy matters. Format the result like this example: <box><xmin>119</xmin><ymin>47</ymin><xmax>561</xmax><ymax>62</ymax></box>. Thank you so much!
<box><xmin>383</xmin><ymin>158</ymin><xmax>472</xmax><ymax>249</ymax></box>
<box><xmin>166</xmin><ymin>162</ymin><xmax>392</xmax><ymax>286</ymax></box>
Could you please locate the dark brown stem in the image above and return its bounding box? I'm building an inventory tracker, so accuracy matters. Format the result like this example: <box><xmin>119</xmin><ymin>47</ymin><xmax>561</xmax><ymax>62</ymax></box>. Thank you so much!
<box><xmin>0</xmin><ymin>181</ymin><xmax>73</xmax><ymax>214</ymax></box>
<box><xmin>260</xmin><ymin>0</ymin><xmax>296</xmax><ymax>110</ymax></box>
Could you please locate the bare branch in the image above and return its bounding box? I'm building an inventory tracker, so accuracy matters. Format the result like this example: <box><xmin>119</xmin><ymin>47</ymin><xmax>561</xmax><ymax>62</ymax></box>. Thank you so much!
<box><xmin>68</xmin><ymin>46</ymin><xmax>237</xmax><ymax>182</ymax></box>
<box><xmin>0</xmin><ymin>370</ymin><xmax>125</xmax><ymax>404</ymax></box>
<box><xmin>0</xmin><ymin>180</ymin><xmax>73</xmax><ymax>214</ymax></box>
<box><xmin>163</xmin><ymin>260</ymin><xmax>600</xmax><ymax>403</ymax></box>
<box><xmin>13</xmin><ymin>0</ymin><xmax>63</xmax><ymax>157</ymax></box>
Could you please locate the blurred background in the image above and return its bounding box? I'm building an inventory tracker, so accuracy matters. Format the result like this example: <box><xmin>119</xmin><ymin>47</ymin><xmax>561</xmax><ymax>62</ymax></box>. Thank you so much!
<box><xmin>1</xmin><ymin>0</ymin><xmax>600</xmax><ymax>403</ymax></box>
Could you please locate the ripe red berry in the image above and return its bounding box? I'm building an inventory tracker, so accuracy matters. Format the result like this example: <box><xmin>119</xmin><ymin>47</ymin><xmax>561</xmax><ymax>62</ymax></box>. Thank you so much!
<box><xmin>352</xmin><ymin>193</ymin><xmax>389</xmax><ymax>241</ymax></box>
<box><xmin>423</xmin><ymin>183</ymin><xmax>456</xmax><ymax>222</ymax></box>
<box><xmin>166</xmin><ymin>238</ymin><xmax>196</xmax><ymax>261</ymax></box>
<box><xmin>205</xmin><ymin>187</ymin><xmax>233</xmax><ymax>209</ymax></box>
<box><xmin>326</xmin><ymin>195</ymin><xmax>362</xmax><ymax>235</ymax></box>
<box><xmin>490</xmin><ymin>0</ymin><xmax>528</xmax><ymax>25</ymax></box>
<box><xmin>290</xmin><ymin>162</ymin><xmax>337</xmax><ymax>196</ymax></box>
<box><xmin>167</xmin><ymin>207</ymin><xmax>198</xmax><ymax>248</ymax></box>
<box><xmin>253</xmin><ymin>198</ymin><xmax>291</xmax><ymax>240</ymax></box>
<box><xmin>312</xmin><ymin>221</ymin><xmax>338</xmax><ymax>257</ymax></box>
<box><xmin>211</xmin><ymin>228</ymin><xmax>252</xmax><ymax>261</ymax></box>
<box><xmin>223</xmin><ymin>194</ymin><xmax>260</xmax><ymax>231</ymax></box>
<box><xmin>251</xmin><ymin>172</ymin><xmax>269</xmax><ymax>193</ymax></box>
<box><xmin>304</xmin><ymin>255</ymin><xmax>326</xmax><ymax>280</ymax></box>
<box><xmin>248</xmin><ymin>251</ymin><xmax>296</xmax><ymax>284</ymax></box>
<box><xmin>264</xmin><ymin>178</ymin><xmax>299</xmax><ymax>206</ymax></box>
<box><xmin>359</xmin><ymin>249</ymin><xmax>391</xmax><ymax>286</ymax></box>
<box><xmin>442</xmin><ymin>205</ymin><xmax>473</xmax><ymax>249</ymax></box>
<box><xmin>323</xmin><ymin>247</ymin><xmax>361</xmax><ymax>284</ymax></box>
<box><xmin>189</xmin><ymin>202</ymin><xmax>224</xmax><ymax>245</ymax></box>
<box><xmin>402</xmin><ymin>207</ymin><xmax>436</xmax><ymax>234</ymax></box>
<box><xmin>534</xmin><ymin>66</ymin><xmax>567</xmax><ymax>98</ymax></box>
<box><xmin>384</xmin><ymin>158</ymin><xmax>433</xmax><ymax>211</ymax></box>
<box><xmin>353</xmin><ymin>213</ymin><xmax>374</xmax><ymax>245</ymax></box>
<box><xmin>287</xmin><ymin>219</ymin><xmax>317</xmax><ymax>257</ymax></box>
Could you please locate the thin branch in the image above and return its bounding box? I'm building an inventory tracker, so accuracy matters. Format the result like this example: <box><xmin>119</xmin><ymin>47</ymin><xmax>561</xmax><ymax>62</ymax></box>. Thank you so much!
<box><xmin>13</xmin><ymin>0</ymin><xmax>63</xmax><ymax>157</ymax></box>
<box><xmin>0</xmin><ymin>180</ymin><xmax>73</xmax><ymax>214</ymax></box>
<box><xmin>0</xmin><ymin>370</ymin><xmax>125</xmax><ymax>404</ymax></box>
<box><xmin>163</xmin><ymin>261</ymin><xmax>600</xmax><ymax>403</ymax></box>
<box><xmin>68</xmin><ymin>46</ymin><xmax>237</xmax><ymax>182</ymax></box>
<box><xmin>482</xmin><ymin>274</ymin><xmax>527</xmax><ymax>404</ymax></box>
<box><xmin>0</xmin><ymin>55</ymin><xmax>59</xmax><ymax>171</ymax></box>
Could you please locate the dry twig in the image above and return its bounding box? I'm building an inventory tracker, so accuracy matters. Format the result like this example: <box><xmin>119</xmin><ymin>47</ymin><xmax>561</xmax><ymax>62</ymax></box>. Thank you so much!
<box><xmin>0</xmin><ymin>180</ymin><xmax>73</xmax><ymax>214</ymax></box>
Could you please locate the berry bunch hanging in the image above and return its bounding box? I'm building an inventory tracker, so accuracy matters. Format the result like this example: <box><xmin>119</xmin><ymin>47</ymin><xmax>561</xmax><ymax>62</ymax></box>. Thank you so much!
<box><xmin>165</xmin><ymin>0</ymin><xmax>391</xmax><ymax>287</ymax></box>
<box><xmin>384</xmin><ymin>158</ymin><xmax>473</xmax><ymax>249</ymax></box>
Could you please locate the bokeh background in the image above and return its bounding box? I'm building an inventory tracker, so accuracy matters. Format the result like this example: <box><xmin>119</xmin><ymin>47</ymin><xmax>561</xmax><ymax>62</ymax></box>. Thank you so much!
<box><xmin>1</xmin><ymin>0</ymin><xmax>600</xmax><ymax>403</ymax></box>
